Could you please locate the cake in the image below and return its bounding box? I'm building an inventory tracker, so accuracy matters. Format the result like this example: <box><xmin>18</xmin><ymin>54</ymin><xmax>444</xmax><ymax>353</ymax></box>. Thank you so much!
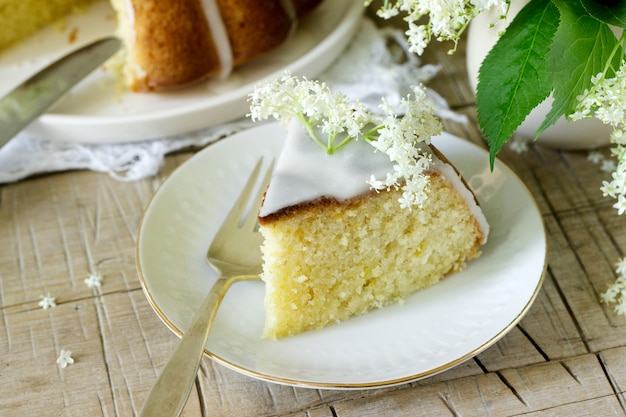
<box><xmin>0</xmin><ymin>0</ymin><xmax>322</xmax><ymax>91</ymax></box>
<box><xmin>250</xmin><ymin>75</ymin><xmax>489</xmax><ymax>339</ymax></box>
<box><xmin>0</xmin><ymin>0</ymin><xmax>94</xmax><ymax>51</ymax></box>
<box><xmin>109</xmin><ymin>0</ymin><xmax>323</xmax><ymax>91</ymax></box>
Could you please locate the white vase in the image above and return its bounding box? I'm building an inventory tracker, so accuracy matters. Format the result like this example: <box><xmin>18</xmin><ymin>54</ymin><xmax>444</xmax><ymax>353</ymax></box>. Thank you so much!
<box><xmin>465</xmin><ymin>1</ymin><xmax>612</xmax><ymax>149</ymax></box>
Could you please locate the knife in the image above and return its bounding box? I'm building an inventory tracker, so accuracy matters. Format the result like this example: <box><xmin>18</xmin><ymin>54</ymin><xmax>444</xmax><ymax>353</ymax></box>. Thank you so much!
<box><xmin>0</xmin><ymin>37</ymin><xmax>121</xmax><ymax>149</ymax></box>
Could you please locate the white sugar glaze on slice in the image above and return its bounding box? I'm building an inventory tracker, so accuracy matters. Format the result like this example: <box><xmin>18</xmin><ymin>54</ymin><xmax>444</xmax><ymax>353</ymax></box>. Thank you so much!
<box><xmin>259</xmin><ymin>120</ymin><xmax>392</xmax><ymax>217</ymax></box>
<box><xmin>259</xmin><ymin>120</ymin><xmax>489</xmax><ymax>242</ymax></box>
<box><xmin>199</xmin><ymin>0</ymin><xmax>298</xmax><ymax>79</ymax></box>
<box><xmin>429</xmin><ymin>153</ymin><xmax>490</xmax><ymax>243</ymax></box>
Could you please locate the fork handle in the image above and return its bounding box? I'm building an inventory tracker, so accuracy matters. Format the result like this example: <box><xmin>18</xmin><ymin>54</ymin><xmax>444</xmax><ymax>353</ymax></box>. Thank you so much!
<box><xmin>139</xmin><ymin>274</ymin><xmax>258</xmax><ymax>417</ymax></box>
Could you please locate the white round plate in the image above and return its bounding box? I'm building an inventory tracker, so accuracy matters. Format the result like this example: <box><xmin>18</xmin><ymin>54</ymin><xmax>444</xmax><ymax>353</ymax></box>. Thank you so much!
<box><xmin>136</xmin><ymin>123</ymin><xmax>547</xmax><ymax>389</ymax></box>
<box><xmin>0</xmin><ymin>0</ymin><xmax>362</xmax><ymax>143</ymax></box>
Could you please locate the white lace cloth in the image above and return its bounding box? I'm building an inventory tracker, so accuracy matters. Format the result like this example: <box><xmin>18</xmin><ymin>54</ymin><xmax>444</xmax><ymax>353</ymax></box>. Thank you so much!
<box><xmin>0</xmin><ymin>18</ymin><xmax>465</xmax><ymax>184</ymax></box>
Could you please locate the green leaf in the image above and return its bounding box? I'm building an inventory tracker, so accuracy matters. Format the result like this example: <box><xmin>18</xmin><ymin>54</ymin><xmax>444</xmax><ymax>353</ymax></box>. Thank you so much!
<box><xmin>476</xmin><ymin>0</ymin><xmax>559</xmax><ymax>168</ymax></box>
<box><xmin>537</xmin><ymin>0</ymin><xmax>621</xmax><ymax>136</ymax></box>
<box><xmin>579</xmin><ymin>0</ymin><xmax>626</xmax><ymax>28</ymax></box>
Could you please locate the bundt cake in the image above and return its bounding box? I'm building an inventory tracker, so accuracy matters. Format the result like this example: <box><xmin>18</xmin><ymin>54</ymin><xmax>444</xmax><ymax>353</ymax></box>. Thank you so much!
<box><xmin>110</xmin><ymin>0</ymin><xmax>323</xmax><ymax>91</ymax></box>
<box><xmin>250</xmin><ymin>75</ymin><xmax>489</xmax><ymax>339</ymax></box>
<box><xmin>0</xmin><ymin>0</ymin><xmax>323</xmax><ymax>92</ymax></box>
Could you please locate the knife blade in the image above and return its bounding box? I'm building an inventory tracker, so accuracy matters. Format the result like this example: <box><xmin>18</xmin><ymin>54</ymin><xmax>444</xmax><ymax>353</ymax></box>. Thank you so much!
<box><xmin>0</xmin><ymin>37</ymin><xmax>121</xmax><ymax>149</ymax></box>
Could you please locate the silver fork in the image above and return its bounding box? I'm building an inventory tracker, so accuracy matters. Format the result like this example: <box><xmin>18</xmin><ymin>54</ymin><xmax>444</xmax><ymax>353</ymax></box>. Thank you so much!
<box><xmin>139</xmin><ymin>157</ymin><xmax>273</xmax><ymax>417</ymax></box>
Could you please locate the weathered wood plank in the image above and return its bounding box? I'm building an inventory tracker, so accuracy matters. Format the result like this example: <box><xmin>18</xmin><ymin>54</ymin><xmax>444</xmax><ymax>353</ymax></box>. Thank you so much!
<box><xmin>4</xmin><ymin>7</ymin><xmax>626</xmax><ymax>416</ymax></box>
<box><xmin>0</xmin><ymin>299</ymin><xmax>116</xmax><ymax>415</ymax></box>
<box><xmin>599</xmin><ymin>345</ymin><xmax>626</xmax><ymax>412</ymax></box>
<box><xmin>0</xmin><ymin>170</ymin><xmax>150</xmax><ymax>307</ymax></box>
<box><xmin>517</xmin><ymin>270</ymin><xmax>588</xmax><ymax>360</ymax></box>
<box><xmin>331</xmin><ymin>354</ymin><xmax>619</xmax><ymax>417</ymax></box>
<box><xmin>95</xmin><ymin>289</ymin><xmax>203</xmax><ymax>416</ymax></box>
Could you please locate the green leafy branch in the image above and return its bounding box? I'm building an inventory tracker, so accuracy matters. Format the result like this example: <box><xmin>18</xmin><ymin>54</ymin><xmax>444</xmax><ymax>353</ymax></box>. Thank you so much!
<box><xmin>476</xmin><ymin>0</ymin><xmax>626</xmax><ymax>168</ymax></box>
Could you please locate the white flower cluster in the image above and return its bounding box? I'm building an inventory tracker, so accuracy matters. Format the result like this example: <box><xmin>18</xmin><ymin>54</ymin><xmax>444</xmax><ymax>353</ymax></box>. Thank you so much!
<box><xmin>573</xmin><ymin>63</ymin><xmax>626</xmax><ymax>216</ymax></box>
<box><xmin>367</xmin><ymin>89</ymin><xmax>440</xmax><ymax>208</ymax></box>
<box><xmin>249</xmin><ymin>73</ymin><xmax>371</xmax><ymax>153</ymax></box>
<box><xmin>57</xmin><ymin>349</ymin><xmax>74</xmax><ymax>368</ymax></box>
<box><xmin>573</xmin><ymin>63</ymin><xmax>626</xmax><ymax>315</ymax></box>
<box><xmin>84</xmin><ymin>272</ymin><xmax>104</xmax><ymax>289</ymax></box>
<box><xmin>38</xmin><ymin>293</ymin><xmax>57</xmax><ymax>310</ymax></box>
<box><xmin>601</xmin><ymin>258</ymin><xmax>626</xmax><ymax>315</ymax></box>
<box><xmin>249</xmin><ymin>73</ymin><xmax>441</xmax><ymax>208</ymax></box>
<box><xmin>367</xmin><ymin>0</ymin><xmax>509</xmax><ymax>55</ymax></box>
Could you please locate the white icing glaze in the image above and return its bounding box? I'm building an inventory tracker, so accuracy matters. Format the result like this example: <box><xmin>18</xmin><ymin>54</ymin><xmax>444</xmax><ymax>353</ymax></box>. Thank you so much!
<box><xmin>200</xmin><ymin>0</ymin><xmax>233</xmax><ymax>79</ymax></box>
<box><xmin>259</xmin><ymin>120</ymin><xmax>392</xmax><ymax>217</ymax></box>
<box><xmin>430</xmin><ymin>156</ymin><xmax>490</xmax><ymax>243</ymax></box>
<box><xmin>259</xmin><ymin>120</ymin><xmax>490</xmax><ymax>243</ymax></box>
<box><xmin>122</xmin><ymin>0</ymin><xmax>136</xmax><ymax>44</ymax></box>
<box><xmin>122</xmin><ymin>0</ymin><xmax>297</xmax><ymax>81</ymax></box>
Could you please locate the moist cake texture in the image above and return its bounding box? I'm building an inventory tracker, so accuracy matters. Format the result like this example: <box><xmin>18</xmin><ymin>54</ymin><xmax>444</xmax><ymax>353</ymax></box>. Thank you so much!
<box><xmin>0</xmin><ymin>0</ymin><xmax>94</xmax><ymax>51</ymax></box>
<box><xmin>258</xmin><ymin>122</ymin><xmax>488</xmax><ymax>339</ymax></box>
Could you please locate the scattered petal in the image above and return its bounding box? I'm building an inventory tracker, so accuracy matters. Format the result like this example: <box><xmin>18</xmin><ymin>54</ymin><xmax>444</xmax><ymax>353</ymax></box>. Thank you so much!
<box><xmin>370</xmin><ymin>0</ymin><xmax>508</xmax><ymax>55</ymax></box>
<box><xmin>57</xmin><ymin>349</ymin><xmax>74</xmax><ymax>368</ymax></box>
<box><xmin>84</xmin><ymin>272</ymin><xmax>103</xmax><ymax>289</ymax></box>
<box><xmin>38</xmin><ymin>293</ymin><xmax>57</xmax><ymax>310</ymax></box>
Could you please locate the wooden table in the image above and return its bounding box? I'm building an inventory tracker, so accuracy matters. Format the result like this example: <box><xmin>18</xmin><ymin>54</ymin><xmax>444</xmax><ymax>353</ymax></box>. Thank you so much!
<box><xmin>2</xmin><ymin>14</ymin><xmax>626</xmax><ymax>417</ymax></box>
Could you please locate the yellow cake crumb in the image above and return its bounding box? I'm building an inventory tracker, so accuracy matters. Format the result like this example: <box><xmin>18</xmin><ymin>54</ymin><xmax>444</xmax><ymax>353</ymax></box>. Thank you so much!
<box><xmin>0</xmin><ymin>0</ymin><xmax>96</xmax><ymax>51</ymax></box>
<box><xmin>260</xmin><ymin>172</ymin><xmax>484</xmax><ymax>339</ymax></box>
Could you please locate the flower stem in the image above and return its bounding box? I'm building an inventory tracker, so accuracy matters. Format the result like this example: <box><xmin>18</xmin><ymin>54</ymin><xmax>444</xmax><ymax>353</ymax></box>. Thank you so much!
<box><xmin>363</xmin><ymin>124</ymin><xmax>384</xmax><ymax>142</ymax></box>
<box><xmin>333</xmin><ymin>136</ymin><xmax>354</xmax><ymax>152</ymax></box>
<box><xmin>296</xmin><ymin>113</ymin><xmax>327</xmax><ymax>151</ymax></box>
<box><xmin>602</xmin><ymin>30</ymin><xmax>626</xmax><ymax>77</ymax></box>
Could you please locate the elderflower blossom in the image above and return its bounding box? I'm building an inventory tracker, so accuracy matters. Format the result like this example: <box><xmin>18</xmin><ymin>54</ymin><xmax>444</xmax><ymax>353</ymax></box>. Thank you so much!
<box><xmin>249</xmin><ymin>72</ymin><xmax>370</xmax><ymax>153</ymax></box>
<box><xmin>84</xmin><ymin>272</ymin><xmax>103</xmax><ymax>288</ymax></box>
<box><xmin>601</xmin><ymin>258</ymin><xmax>626</xmax><ymax>315</ymax></box>
<box><xmin>366</xmin><ymin>0</ymin><xmax>509</xmax><ymax>55</ymax></box>
<box><xmin>574</xmin><ymin>62</ymin><xmax>626</xmax><ymax>314</ymax></box>
<box><xmin>248</xmin><ymin>73</ymin><xmax>441</xmax><ymax>208</ymax></box>
<box><xmin>56</xmin><ymin>349</ymin><xmax>74</xmax><ymax>368</ymax></box>
<box><xmin>367</xmin><ymin>87</ymin><xmax>440</xmax><ymax>208</ymax></box>
<box><xmin>573</xmin><ymin>63</ymin><xmax>626</xmax><ymax>216</ymax></box>
<box><xmin>38</xmin><ymin>293</ymin><xmax>57</xmax><ymax>310</ymax></box>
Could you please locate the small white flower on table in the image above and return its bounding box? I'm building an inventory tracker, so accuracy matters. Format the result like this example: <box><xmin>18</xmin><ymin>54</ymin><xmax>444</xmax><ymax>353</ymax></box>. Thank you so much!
<box><xmin>84</xmin><ymin>272</ymin><xmax>103</xmax><ymax>289</ymax></box>
<box><xmin>38</xmin><ymin>293</ymin><xmax>56</xmax><ymax>310</ymax></box>
<box><xmin>56</xmin><ymin>349</ymin><xmax>74</xmax><ymax>368</ymax></box>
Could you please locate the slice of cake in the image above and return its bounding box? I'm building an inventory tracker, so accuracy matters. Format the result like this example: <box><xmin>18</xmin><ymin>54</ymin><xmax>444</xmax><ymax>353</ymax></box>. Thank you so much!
<box><xmin>250</xmin><ymin>74</ymin><xmax>489</xmax><ymax>339</ymax></box>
